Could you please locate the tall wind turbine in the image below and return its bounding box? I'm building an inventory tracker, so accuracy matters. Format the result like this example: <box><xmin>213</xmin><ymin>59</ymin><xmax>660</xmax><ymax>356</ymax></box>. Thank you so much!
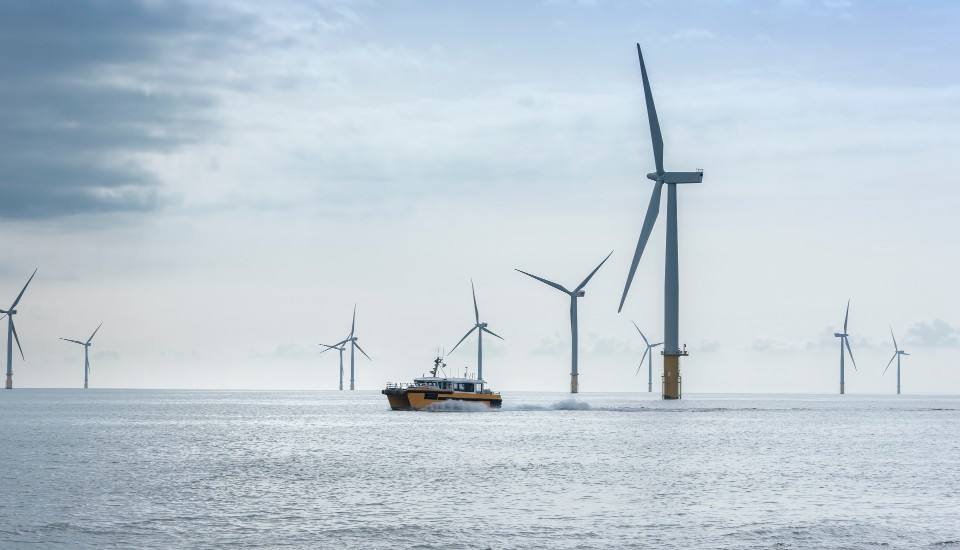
<box><xmin>341</xmin><ymin>305</ymin><xmax>371</xmax><ymax>390</ymax></box>
<box><xmin>632</xmin><ymin>321</ymin><xmax>663</xmax><ymax>393</ymax></box>
<box><xmin>319</xmin><ymin>340</ymin><xmax>347</xmax><ymax>390</ymax></box>
<box><xmin>517</xmin><ymin>251</ymin><xmax>613</xmax><ymax>393</ymax></box>
<box><xmin>449</xmin><ymin>280</ymin><xmax>503</xmax><ymax>384</ymax></box>
<box><xmin>0</xmin><ymin>269</ymin><xmax>37</xmax><ymax>389</ymax></box>
<box><xmin>618</xmin><ymin>44</ymin><xmax>703</xmax><ymax>400</ymax></box>
<box><xmin>834</xmin><ymin>300</ymin><xmax>857</xmax><ymax>395</ymax></box>
<box><xmin>60</xmin><ymin>323</ymin><xmax>103</xmax><ymax>389</ymax></box>
<box><xmin>883</xmin><ymin>326</ymin><xmax>909</xmax><ymax>395</ymax></box>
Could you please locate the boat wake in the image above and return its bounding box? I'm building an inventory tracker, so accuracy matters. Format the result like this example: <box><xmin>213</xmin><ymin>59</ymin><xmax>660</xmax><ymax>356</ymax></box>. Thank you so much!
<box><xmin>422</xmin><ymin>400</ymin><xmax>497</xmax><ymax>412</ymax></box>
<box><xmin>505</xmin><ymin>399</ymin><xmax>592</xmax><ymax>411</ymax></box>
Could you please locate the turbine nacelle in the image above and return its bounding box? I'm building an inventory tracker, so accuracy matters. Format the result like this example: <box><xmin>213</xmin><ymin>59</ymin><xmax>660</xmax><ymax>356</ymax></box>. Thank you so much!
<box><xmin>646</xmin><ymin>171</ymin><xmax>704</xmax><ymax>184</ymax></box>
<box><xmin>834</xmin><ymin>332</ymin><xmax>846</xmax><ymax>338</ymax></box>
<box><xmin>575</xmin><ymin>290</ymin><xmax>585</xmax><ymax>298</ymax></box>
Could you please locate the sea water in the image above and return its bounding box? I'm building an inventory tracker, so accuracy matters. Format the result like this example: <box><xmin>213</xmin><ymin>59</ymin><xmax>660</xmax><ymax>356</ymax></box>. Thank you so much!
<box><xmin>1</xmin><ymin>390</ymin><xmax>958</xmax><ymax>549</ymax></box>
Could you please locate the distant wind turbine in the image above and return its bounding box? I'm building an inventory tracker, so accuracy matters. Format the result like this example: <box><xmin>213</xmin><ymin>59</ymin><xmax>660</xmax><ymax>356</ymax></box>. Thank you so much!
<box><xmin>0</xmin><ymin>269</ymin><xmax>37</xmax><ymax>390</ymax></box>
<box><xmin>319</xmin><ymin>340</ymin><xmax>347</xmax><ymax>390</ymax></box>
<box><xmin>834</xmin><ymin>300</ymin><xmax>857</xmax><ymax>394</ymax></box>
<box><xmin>449</xmin><ymin>280</ymin><xmax>503</xmax><ymax>384</ymax></box>
<box><xmin>331</xmin><ymin>305</ymin><xmax>371</xmax><ymax>390</ymax></box>
<box><xmin>516</xmin><ymin>251</ymin><xmax>613</xmax><ymax>393</ymax></box>
<box><xmin>60</xmin><ymin>323</ymin><xmax>103</xmax><ymax>389</ymax></box>
<box><xmin>618</xmin><ymin>44</ymin><xmax>703</xmax><ymax>400</ymax></box>
<box><xmin>883</xmin><ymin>326</ymin><xmax>909</xmax><ymax>395</ymax></box>
<box><xmin>632</xmin><ymin>321</ymin><xmax>663</xmax><ymax>393</ymax></box>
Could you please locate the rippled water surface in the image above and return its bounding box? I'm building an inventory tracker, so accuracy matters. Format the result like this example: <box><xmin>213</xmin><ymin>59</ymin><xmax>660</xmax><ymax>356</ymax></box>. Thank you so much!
<box><xmin>2</xmin><ymin>390</ymin><xmax>959</xmax><ymax>549</ymax></box>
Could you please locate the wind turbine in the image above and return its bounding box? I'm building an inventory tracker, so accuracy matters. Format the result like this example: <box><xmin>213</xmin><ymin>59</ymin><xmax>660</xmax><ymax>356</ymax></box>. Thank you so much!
<box><xmin>834</xmin><ymin>300</ymin><xmax>857</xmax><ymax>395</ymax></box>
<box><xmin>60</xmin><ymin>323</ymin><xmax>103</xmax><ymax>389</ymax></box>
<box><xmin>883</xmin><ymin>326</ymin><xmax>909</xmax><ymax>395</ymax></box>
<box><xmin>632</xmin><ymin>321</ymin><xmax>663</xmax><ymax>393</ymax></box>
<box><xmin>0</xmin><ymin>269</ymin><xmax>37</xmax><ymax>389</ymax></box>
<box><xmin>449</xmin><ymin>280</ymin><xmax>503</xmax><ymax>385</ymax></box>
<box><xmin>319</xmin><ymin>340</ymin><xmax>347</xmax><ymax>390</ymax></box>
<box><xmin>618</xmin><ymin>44</ymin><xmax>703</xmax><ymax>400</ymax></box>
<box><xmin>516</xmin><ymin>251</ymin><xmax>613</xmax><ymax>393</ymax></box>
<box><xmin>337</xmin><ymin>305</ymin><xmax>370</xmax><ymax>390</ymax></box>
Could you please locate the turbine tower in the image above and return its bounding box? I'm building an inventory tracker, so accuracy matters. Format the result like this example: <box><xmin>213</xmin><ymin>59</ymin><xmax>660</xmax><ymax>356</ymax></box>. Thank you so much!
<box><xmin>449</xmin><ymin>280</ymin><xmax>504</xmax><ymax>385</ymax></box>
<box><xmin>0</xmin><ymin>269</ymin><xmax>37</xmax><ymax>390</ymax></box>
<box><xmin>517</xmin><ymin>251</ymin><xmax>613</xmax><ymax>393</ymax></box>
<box><xmin>618</xmin><ymin>44</ymin><xmax>703</xmax><ymax>400</ymax></box>
<box><xmin>834</xmin><ymin>300</ymin><xmax>857</xmax><ymax>394</ymax></box>
<box><xmin>632</xmin><ymin>321</ymin><xmax>663</xmax><ymax>393</ymax></box>
<box><xmin>319</xmin><ymin>341</ymin><xmax>347</xmax><ymax>390</ymax></box>
<box><xmin>883</xmin><ymin>326</ymin><xmax>909</xmax><ymax>395</ymax></box>
<box><xmin>60</xmin><ymin>323</ymin><xmax>103</xmax><ymax>389</ymax></box>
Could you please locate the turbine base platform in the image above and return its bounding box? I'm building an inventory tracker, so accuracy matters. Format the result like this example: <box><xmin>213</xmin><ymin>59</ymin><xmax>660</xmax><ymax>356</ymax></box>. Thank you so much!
<box><xmin>571</xmin><ymin>373</ymin><xmax>579</xmax><ymax>394</ymax></box>
<box><xmin>662</xmin><ymin>352</ymin><xmax>686</xmax><ymax>400</ymax></box>
<box><xmin>5</xmin><ymin>374</ymin><xmax>11</xmax><ymax>389</ymax></box>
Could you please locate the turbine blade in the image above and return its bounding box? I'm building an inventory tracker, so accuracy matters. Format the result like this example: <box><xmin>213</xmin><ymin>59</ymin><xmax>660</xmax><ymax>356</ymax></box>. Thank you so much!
<box><xmin>845</xmin><ymin>336</ymin><xmax>857</xmax><ymax>371</ymax></box>
<box><xmin>318</xmin><ymin>343</ymin><xmax>338</xmax><ymax>354</ymax></box>
<box><xmin>636</xmin><ymin>44</ymin><xmax>664</xmax><ymax>174</ymax></box>
<box><xmin>332</xmin><ymin>337</ymin><xmax>351</xmax><ymax>347</ymax></box>
<box><xmin>636</xmin><ymin>347</ymin><xmax>649</xmax><ymax>375</ymax></box>
<box><xmin>86</xmin><ymin>322</ymin><xmax>103</xmax><ymax>344</ymax></box>
<box><xmin>350</xmin><ymin>305</ymin><xmax>356</xmax><ymax>338</ymax></box>
<box><xmin>890</xmin><ymin>326</ymin><xmax>898</xmax><ymax>352</ymax></box>
<box><xmin>449</xmin><ymin>326</ymin><xmax>479</xmax><ymax>354</ymax></box>
<box><xmin>515</xmin><ymin>269</ymin><xmax>570</xmax><ymax>295</ymax></box>
<box><xmin>618</xmin><ymin>181</ymin><xmax>664</xmax><ymax>312</ymax></box>
<box><xmin>575</xmin><ymin>250</ymin><xmax>614</xmax><ymax>293</ymax></box>
<box><xmin>843</xmin><ymin>300</ymin><xmax>850</xmax><ymax>333</ymax></box>
<box><xmin>883</xmin><ymin>352</ymin><xmax>897</xmax><ymax>375</ymax></box>
<box><xmin>9</xmin><ymin>269</ymin><xmax>37</xmax><ymax>310</ymax></box>
<box><xmin>481</xmin><ymin>326</ymin><xmax>504</xmax><ymax>340</ymax></box>
<box><xmin>471</xmin><ymin>279</ymin><xmax>480</xmax><ymax>325</ymax></box>
<box><xmin>631</xmin><ymin>321</ymin><xmax>649</xmax><ymax>346</ymax></box>
<box><xmin>10</xmin><ymin>319</ymin><xmax>24</xmax><ymax>360</ymax></box>
<box><xmin>354</xmin><ymin>342</ymin><xmax>372</xmax><ymax>361</ymax></box>
<box><xmin>60</xmin><ymin>338</ymin><xmax>85</xmax><ymax>345</ymax></box>
<box><xmin>653</xmin><ymin>342</ymin><xmax>663</xmax><ymax>347</ymax></box>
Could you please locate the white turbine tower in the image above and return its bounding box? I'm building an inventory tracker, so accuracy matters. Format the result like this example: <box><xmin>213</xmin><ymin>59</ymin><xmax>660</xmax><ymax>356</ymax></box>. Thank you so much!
<box><xmin>834</xmin><ymin>300</ymin><xmax>857</xmax><ymax>394</ymax></box>
<box><xmin>449</xmin><ymin>280</ymin><xmax>504</xmax><ymax>385</ymax></box>
<box><xmin>516</xmin><ymin>251</ymin><xmax>613</xmax><ymax>393</ymax></box>
<box><xmin>60</xmin><ymin>323</ymin><xmax>103</xmax><ymax>389</ymax></box>
<box><xmin>632</xmin><ymin>321</ymin><xmax>663</xmax><ymax>393</ymax></box>
<box><xmin>883</xmin><ymin>326</ymin><xmax>909</xmax><ymax>395</ymax></box>
<box><xmin>618</xmin><ymin>44</ymin><xmax>703</xmax><ymax>400</ymax></box>
<box><xmin>319</xmin><ymin>340</ymin><xmax>347</xmax><ymax>390</ymax></box>
<box><xmin>0</xmin><ymin>269</ymin><xmax>37</xmax><ymax>390</ymax></box>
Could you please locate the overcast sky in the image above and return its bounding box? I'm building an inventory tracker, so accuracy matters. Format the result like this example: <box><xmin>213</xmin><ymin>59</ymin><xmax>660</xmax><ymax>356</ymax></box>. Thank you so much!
<box><xmin>1</xmin><ymin>0</ymin><xmax>958</xmax><ymax>393</ymax></box>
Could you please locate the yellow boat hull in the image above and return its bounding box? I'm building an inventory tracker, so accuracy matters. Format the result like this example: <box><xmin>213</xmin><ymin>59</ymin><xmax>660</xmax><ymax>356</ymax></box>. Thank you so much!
<box><xmin>382</xmin><ymin>388</ymin><xmax>502</xmax><ymax>410</ymax></box>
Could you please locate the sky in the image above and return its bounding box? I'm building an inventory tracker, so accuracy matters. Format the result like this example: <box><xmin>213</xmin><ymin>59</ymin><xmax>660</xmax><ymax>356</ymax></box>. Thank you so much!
<box><xmin>1</xmin><ymin>0</ymin><xmax>958</xmax><ymax>393</ymax></box>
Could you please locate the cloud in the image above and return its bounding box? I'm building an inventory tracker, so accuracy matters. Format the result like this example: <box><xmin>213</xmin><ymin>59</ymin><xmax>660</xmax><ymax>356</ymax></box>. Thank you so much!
<box><xmin>0</xmin><ymin>0</ymin><xmax>248</xmax><ymax>219</ymax></box>
<box><xmin>530</xmin><ymin>332</ymin><xmax>569</xmax><ymax>356</ymax></box>
<box><xmin>752</xmin><ymin>337</ymin><xmax>798</xmax><ymax>353</ymax></box>
<box><xmin>698</xmin><ymin>340</ymin><xmax>721</xmax><ymax>353</ymax></box>
<box><xmin>904</xmin><ymin>319</ymin><xmax>960</xmax><ymax>347</ymax></box>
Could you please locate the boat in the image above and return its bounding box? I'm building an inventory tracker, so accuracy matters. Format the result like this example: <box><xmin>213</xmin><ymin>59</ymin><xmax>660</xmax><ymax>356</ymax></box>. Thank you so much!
<box><xmin>382</xmin><ymin>356</ymin><xmax>502</xmax><ymax>410</ymax></box>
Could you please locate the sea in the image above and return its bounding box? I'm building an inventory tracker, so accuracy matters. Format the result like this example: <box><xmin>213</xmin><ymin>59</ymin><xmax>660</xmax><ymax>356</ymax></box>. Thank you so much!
<box><xmin>1</xmin><ymin>390</ymin><xmax>958</xmax><ymax>549</ymax></box>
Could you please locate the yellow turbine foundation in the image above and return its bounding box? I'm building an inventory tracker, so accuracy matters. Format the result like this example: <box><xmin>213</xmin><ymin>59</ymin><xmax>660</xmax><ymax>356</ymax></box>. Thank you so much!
<box><xmin>662</xmin><ymin>354</ymin><xmax>682</xmax><ymax>400</ymax></box>
<box><xmin>5</xmin><ymin>374</ymin><xmax>11</xmax><ymax>389</ymax></box>
<box><xmin>571</xmin><ymin>373</ymin><xmax>579</xmax><ymax>394</ymax></box>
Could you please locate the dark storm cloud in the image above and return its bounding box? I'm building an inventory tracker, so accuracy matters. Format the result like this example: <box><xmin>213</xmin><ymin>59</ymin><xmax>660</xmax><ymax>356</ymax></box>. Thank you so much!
<box><xmin>0</xmin><ymin>0</ymin><xmax>248</xmax><ymax>219</ymax></box>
